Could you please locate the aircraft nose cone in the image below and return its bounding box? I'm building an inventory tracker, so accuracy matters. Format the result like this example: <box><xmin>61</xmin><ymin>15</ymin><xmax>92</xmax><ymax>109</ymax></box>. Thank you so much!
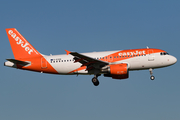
<box><xmin>173</xmin><ymin>56</ymin><xmax>177</xmax><ymax>63</ymax></box>
<box><xmin>170</xmin><ymin>56</ymin><xmax>177</xmax><ymax>65</ymax></box>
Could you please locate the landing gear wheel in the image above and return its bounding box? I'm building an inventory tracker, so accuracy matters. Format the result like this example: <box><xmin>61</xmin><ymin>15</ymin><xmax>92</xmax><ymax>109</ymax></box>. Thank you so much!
<box><xmin>150</xmin><ymin>76</ymin><xmax>155</xmax><ymax>80</ymax></box>
<box><xmin>149</xmin><ymin>68</ymin><xmax>155</xmax><ymax>80</ymax></box>
<box><xmin>92</xmin><ymin>77</ymin><xmax>99</xmax><ymax>86</ymax></box>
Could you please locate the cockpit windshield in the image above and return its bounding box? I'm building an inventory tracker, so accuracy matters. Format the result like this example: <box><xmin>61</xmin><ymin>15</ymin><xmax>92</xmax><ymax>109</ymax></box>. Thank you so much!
<box><xmin>160</xmin><ymin>52</ymin><xmax>169</xmax><ymax>55</ymax></box>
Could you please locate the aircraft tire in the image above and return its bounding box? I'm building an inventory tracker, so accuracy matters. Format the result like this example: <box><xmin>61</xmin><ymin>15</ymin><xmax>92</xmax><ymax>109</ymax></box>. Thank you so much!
<box><xmin>92</xmin><ymin>77</ymin><xmax>99</xmax><ymax>86</ymax></box>
<box><xmin>150</xmin><ymin>76</ymin><xmax>155</xmax><ymax>80</ymax></box>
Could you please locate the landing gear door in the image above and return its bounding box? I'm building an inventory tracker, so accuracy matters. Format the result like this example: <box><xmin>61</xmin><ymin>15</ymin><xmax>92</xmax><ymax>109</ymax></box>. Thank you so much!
<box><xmin>148</xmin><ymin>50</ymin><xmax>154</xmax><ymax>61</ymax></box>
<box><xmin>41</xmin><ymin>57</ymin><xmax>47</xmax><ymax>68</ymax></box>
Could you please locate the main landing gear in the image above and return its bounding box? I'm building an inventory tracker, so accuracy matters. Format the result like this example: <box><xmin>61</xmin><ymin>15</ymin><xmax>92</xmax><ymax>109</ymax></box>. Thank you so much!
<box><xmin>149</xmin><ymin>68</ymin><xmax>155</xmax><ymax>80</ymax></box>
<box><xmin>92</xmin><ymin>74</ymin><xmax>100</xmax><ymax>86</ymax></box>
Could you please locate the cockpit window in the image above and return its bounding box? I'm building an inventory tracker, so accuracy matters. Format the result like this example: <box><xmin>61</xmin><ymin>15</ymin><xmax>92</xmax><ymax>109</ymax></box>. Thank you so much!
<box><xmin>160</xmin><ymin>52</ymin><xmax>169</xmax><ymax>55</ymax></box>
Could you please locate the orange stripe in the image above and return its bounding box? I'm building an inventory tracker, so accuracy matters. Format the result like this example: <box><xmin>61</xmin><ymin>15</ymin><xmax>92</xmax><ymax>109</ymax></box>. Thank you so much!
<box><xmin>99</xmin><ymin>48</ymin><xmax>165</xmax><ymax>62</ymax></box>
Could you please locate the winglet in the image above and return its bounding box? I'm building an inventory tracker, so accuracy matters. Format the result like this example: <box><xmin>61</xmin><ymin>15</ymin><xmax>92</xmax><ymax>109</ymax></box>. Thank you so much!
<box><xmin>65</xmin><ymin>50</ymin><xmax>71</xmax><ymax>55</ymax></box>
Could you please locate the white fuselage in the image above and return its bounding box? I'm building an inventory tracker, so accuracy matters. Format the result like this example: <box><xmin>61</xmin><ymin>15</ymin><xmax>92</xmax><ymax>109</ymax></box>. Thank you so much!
<box><xmin>43</xmin><ymin>50</ymin><xmax>177</xmax><ymax>75</ymax></box>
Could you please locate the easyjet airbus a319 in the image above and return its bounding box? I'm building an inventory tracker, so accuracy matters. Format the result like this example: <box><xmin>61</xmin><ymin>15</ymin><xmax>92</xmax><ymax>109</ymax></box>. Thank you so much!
<box><xmin>4</xmin><ymin>28</ymin><xmax>177</xmax><ymax>86</ymax></box>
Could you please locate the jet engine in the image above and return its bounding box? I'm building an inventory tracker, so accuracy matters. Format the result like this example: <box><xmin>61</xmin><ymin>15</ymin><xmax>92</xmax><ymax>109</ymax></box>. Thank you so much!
<box><xmin>103</xmin><ymin>63</ymin><xmax>129</xmax><ymax>79</ymax></box>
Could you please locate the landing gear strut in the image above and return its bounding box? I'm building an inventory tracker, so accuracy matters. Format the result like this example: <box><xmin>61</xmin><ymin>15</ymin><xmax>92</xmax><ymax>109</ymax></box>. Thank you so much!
<box><xmin>92</xmin><ymin>74</ymin><xmax>100</xmax><ymax>86</ymax></box>
<box><xmin>149</xmin><ymin>68</ymin><xmax>155</xmax><ymax>80</ymax></box>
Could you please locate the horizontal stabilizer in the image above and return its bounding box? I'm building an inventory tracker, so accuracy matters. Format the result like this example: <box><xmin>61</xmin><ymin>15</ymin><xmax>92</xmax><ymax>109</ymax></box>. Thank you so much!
<box><xmin>4</xmin><ymin>59</ymin><xmax>30</xmax><ymax>68</ymax></box>
<box><xmin>6</xmin><ymin>59</ymin><xmax>30</xmax><ymax>65</ymax></box>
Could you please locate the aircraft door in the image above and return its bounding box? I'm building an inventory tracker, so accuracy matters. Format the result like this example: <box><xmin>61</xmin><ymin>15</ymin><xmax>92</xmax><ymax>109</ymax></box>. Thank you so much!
<box><xmin>41</xmin><ymin>57</ymin><xmax>47</xmax><ymax>68</ymax></box>
<box><xmin>148</xmin><ymin>50</ymin><xmax>154</xmax><ymax>61</ymax></box>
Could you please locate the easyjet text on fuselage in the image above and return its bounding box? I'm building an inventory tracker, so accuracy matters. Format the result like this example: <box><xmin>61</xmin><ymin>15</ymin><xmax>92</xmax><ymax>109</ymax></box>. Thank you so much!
<box><xmin>119</xmin><ymin>50</ymin><xmax>146</xmax><ymax>56</ymax></box>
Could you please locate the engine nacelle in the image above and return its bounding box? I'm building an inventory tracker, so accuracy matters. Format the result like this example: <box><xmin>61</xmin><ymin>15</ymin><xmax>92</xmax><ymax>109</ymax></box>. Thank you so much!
<box><xmin>104</xmin><ymin>63</ymin><xmax>129</xmax><ymax>79</ymax></box>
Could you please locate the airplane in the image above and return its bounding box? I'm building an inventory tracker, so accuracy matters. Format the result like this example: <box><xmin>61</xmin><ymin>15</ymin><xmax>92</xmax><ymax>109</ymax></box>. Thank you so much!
<box><xmin>4</xmin><ymin>28</ymin><xmax>177</xmax><ymax>86</ymax></box>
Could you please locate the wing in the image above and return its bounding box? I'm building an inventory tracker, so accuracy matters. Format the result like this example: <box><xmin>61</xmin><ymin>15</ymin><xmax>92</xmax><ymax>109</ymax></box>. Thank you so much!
<box><xmin>65</xmin><ymin>50</ymin><xmax>109</xmax><ymax>71</ymax></box>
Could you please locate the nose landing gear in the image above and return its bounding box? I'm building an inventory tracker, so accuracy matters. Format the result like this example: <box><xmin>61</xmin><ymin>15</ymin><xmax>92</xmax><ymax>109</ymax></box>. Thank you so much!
<box><xmin>149</xmin><ymin>68</ymin><xmax>155</xmax><ymax>80</ymax></box>
<box><xmin>150</xmin><ymin>75</ymin><xmax>155</xmax><ymax>80</ymax></box>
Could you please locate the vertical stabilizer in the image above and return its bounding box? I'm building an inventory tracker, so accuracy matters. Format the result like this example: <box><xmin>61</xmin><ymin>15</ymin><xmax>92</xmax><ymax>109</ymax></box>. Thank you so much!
<box><xmin>6</xmin><ymin>28</ymin><xmax>41</xmax><ymax>59</ymax></box>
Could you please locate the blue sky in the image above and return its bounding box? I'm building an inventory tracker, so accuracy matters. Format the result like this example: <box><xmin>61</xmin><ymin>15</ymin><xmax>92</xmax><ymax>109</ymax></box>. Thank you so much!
<box><xmin>0</xmin><ymin>0</ymin><xmax>180</xmax><ymax>120</ymax></box>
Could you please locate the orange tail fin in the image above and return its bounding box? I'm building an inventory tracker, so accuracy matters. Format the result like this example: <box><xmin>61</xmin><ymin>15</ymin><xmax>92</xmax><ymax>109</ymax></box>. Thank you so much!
<box><xmin>6</xmin><ymin>28</ymin><xmax>41</xmax><ymax>59</ymax></box>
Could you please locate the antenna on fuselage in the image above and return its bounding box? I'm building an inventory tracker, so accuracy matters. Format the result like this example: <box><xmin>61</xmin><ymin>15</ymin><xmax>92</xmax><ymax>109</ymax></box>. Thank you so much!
<box><xmin>146</xmin><ymin>46</ymin><xmax>149</xmax><ymax>49</ymax></box>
